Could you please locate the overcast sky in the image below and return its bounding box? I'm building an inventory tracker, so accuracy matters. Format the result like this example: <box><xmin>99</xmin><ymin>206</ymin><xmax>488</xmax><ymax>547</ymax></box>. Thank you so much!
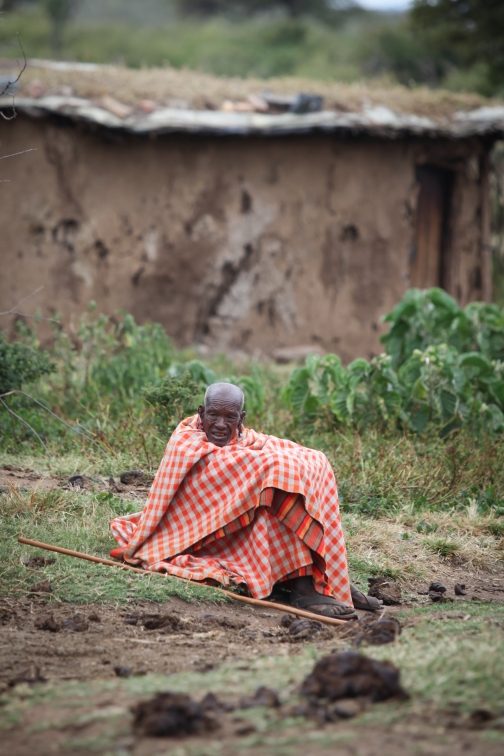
<box><xmin>358</xmin><ymin>0</ymin><xmax>412</xmax><ymax>11</ymax></box>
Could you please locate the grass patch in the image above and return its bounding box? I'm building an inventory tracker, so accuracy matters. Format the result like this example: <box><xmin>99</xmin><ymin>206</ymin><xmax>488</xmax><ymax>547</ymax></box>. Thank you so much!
<box><xmin>0</xmin><ymin>487</ymin><xmax>227</xmax><ymax>605</ymax></box>
<box><xmin>427</xmin><ymin>538</ymin><xmax>461</xmax><ymax>559</ymax></box>
<box><xmin>2</xmin><ymin>483</ymin><xmax>502</xmax><ymax>606</ymax></box>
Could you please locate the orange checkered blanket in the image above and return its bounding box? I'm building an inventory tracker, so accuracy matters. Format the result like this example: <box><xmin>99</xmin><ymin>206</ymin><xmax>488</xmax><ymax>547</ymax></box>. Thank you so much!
<box><xmin>110</xmin><ymin>416</ymin><xmax>351</xmax><ymax>604</ymax></box>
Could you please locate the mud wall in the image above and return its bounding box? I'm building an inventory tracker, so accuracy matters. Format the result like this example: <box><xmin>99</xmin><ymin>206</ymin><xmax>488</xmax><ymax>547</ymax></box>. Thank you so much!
<box><xmin>0</xmin><ymin>116</ymin><xmax>490</xmax><ymax>361</ymax></box>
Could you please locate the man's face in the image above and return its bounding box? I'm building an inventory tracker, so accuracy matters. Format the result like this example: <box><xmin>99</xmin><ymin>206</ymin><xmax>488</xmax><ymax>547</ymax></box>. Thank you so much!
<box><xmin>198</xmin><ymin>392</ymin><xmax>245</xmax><ymax>448</ymax></box>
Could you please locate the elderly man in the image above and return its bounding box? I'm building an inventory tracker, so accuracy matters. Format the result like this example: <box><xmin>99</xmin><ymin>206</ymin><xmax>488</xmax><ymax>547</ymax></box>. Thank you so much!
<box><xmin>111</xmin><ymin>382</ymin><xmax>380</xmax><ymax>618</ymax></box>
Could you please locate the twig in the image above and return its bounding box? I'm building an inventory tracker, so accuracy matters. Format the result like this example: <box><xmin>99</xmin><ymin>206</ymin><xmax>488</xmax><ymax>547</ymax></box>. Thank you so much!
<box><xmin>0</xmin><ymin>397</ymin><xmax>50</xmax><ymax>455</ymax></box>
<box><xmin>0</xmin><ymin>34</ymin><xmax>27</xmax><ymax>120</ymax></box>
<box><xmin>0</xmin><ymin>148</ymin><xmax>37</xmax><ymax>161</ymax></box>
<box><xmin>0</xmin><ymin>286</ymin><xmax>44</xmax><ymax>316</ymax></box>
<box><xmin>0</xmin><ymin>390</ymin><xmax>111</xmax><ymax>459</ymax></box>
<box><xmin>0</xmin><ymin>285</ymin><xmax>58</xmax><ymax>323</ymax></box>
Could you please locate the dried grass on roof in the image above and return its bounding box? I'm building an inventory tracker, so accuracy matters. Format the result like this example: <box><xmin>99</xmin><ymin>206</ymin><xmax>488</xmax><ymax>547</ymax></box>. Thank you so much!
<box><xmin>2</xmin><ymin>59</ymin><xmax>498</xmax><ymax>118</ymax></box>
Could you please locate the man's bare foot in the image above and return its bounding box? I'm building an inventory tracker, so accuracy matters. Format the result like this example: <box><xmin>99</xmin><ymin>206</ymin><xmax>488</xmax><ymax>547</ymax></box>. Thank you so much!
<box><xmin>288</xmin><ymin>576</ymin><xmax>357</xmax><ymax>619</ymax></box>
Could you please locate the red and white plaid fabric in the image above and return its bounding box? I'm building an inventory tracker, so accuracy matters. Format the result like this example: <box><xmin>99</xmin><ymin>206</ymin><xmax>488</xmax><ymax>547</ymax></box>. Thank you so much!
<box><xmin>110</xmin><ymin>416</ymin><xmax>351</xmax><ymax>604</ymax></box>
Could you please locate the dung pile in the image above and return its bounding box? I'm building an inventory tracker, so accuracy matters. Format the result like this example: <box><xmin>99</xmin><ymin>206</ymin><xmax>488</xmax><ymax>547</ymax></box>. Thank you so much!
<box><xmin>295</xmin><ymin>651</ymin><xmax>408</xmax><ymax>722</ymax></box>
<box><xmin>132</xmin><ymin>692</ymin><xmax>220</xmax><ymax>737</ymax></box>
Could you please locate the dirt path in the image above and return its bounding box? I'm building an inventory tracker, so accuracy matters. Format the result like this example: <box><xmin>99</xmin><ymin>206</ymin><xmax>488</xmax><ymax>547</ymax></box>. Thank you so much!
<box><xmin>1</xmin><ymin>588</ymin><xmax>504</xmax><ymax>756</ymax></box>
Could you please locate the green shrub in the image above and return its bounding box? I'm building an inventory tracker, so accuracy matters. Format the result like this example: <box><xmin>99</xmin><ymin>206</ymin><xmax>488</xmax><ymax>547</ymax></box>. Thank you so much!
<box><xmin>381</xmin><ymin>288</ymin><xmax>504</xmax><ymax>368</ymax></box>
<box><xmin>143</xmin><ymin>371</ymin><xmax>203</xmax><ymax>436</ymax></box>
<box><xmin>49</xmin><ymin>303</ymin><xmax>175</xmax><ymax>415</ymax></box>
<box><xmin>285</xmin><ymin>289</ymin><xmax>504</xmax><ymax>435</ymax></box>
<box><xmin>0</xmin><ymin>330</ymin><xmax>54</xmax><ymax>395</ymax></box>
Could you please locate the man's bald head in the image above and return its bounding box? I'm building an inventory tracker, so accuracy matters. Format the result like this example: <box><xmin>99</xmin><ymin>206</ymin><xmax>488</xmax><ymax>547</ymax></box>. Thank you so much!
<box><xmin>204</xmin><ymin>382</ymin><xmax>244</xmax><ymax>411</ymax></box>
<box><xmin>198</xmin><ymin>382</ymin><xmax>246</xmax><ymax>447</ymax></box>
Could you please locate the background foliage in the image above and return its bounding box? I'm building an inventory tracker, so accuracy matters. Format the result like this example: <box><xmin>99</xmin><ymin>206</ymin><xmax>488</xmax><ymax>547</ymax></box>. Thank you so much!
<box><xmin>286</xmin><ymin>289</ymin><xmax>504</xmax><ymax>435</ymax></box>
<box><xmin>1</xmin><ymin>289</ymin><xmax>504</xmax><ymax>521</ymax></box>
<box><xmin>0</xmin><ymin>0</ymin><xmax>502</xmax><ymax>95</ymax></box>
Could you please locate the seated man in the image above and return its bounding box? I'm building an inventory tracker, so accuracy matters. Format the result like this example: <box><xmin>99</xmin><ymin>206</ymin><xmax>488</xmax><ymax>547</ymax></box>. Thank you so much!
<box><xmin>111</xmin><ymin>382</ymin><xmax>380</xmax><ymax>618</ymax></box>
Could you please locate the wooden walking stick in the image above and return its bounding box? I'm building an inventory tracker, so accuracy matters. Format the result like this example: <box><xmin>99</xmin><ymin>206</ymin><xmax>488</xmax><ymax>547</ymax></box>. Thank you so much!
<box><xmin>18</xmin><ymin>537</ymin><xmax>353</xmax><ymax>627</ymax></box>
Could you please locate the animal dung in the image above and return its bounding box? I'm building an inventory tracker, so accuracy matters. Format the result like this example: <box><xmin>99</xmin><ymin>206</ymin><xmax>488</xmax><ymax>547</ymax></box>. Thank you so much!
<box><xmin>62</xmin><ymin>613</ymin><xmax>89</xmax><ymax>632</ymax></box>
<box><xmin>356</xmin><ymin>618</ymin><xmax>401</xmax><ymax>646</ymax></box>
<box><xmin>429</xmin><ymin>582</ymin><xmax>447</xmax><ymax>593</ymax></box>
<box><xmin>34</xmin><ymin>614</ymin><xmax>61</xmax><ymax>632</ymax></box>
<box><xmin>240</xmin><ymin>686</ymin><xmax>280</xmax><ymax>709</ymax></box>
<box><xmin>120</xmin><ymin>470</ymin><xmax>143</xmax><ymax>485</ymax></box>
<box><xmin>26</xmin><ymin>556</ymin><xmax>56</xmax><ymax>569</ymax></box>
<box><xmin>132</xmin><ymin>692</ymin><xmax>219</xmax><ymax>737</ymax></box>
<box><xmin>114</xmin><ymin>665</ymin><xmax>132</xmax><ymax>678</ymax></box>
<box><xmin>367</xmin><ymin>577</ymin><xmax>402</xmax><ymax>605</ymax></box>
<box><xmin>300</xmin><ymin>651</ymin><xmax>408</xmax><ymax>704</ymax></box>
<box><xmin>69</xmin><ymin>474</ymin><xmax>84</xmax><ymax>488</ymax></box>
<box><xmin>29</xmin><ymin>579</ymin><xmax>52</xmax><ymax>594</ymax></box>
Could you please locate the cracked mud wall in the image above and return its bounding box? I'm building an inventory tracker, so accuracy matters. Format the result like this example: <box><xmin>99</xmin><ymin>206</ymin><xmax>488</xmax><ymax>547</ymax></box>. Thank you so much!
<box><xmin>0</xmin><ymin>117</ymin><xmax>489</xmax><ymax>361</ymax></box>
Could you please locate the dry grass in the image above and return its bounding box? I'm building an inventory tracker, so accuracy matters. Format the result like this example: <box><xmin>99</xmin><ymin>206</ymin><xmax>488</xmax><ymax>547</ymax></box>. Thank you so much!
<box><xmin>345</xmin><ymin>508</ymin><xmax>504</xmax><ymax>582</ymax></box>
<box><xmin>0</xmin><ymin>59</ymin><xmax>497</xmax><ymax>118</ymax></box>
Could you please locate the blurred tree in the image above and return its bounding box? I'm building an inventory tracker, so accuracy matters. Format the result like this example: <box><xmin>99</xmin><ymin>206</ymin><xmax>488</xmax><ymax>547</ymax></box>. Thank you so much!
<box><xmin>1</xmin><ymin>0</ymin><xmax>80</xmax><ymax>54</ymax></box>
<box><xmin>411</xmin><ymin>0</ymin><xmax>504</xmax><ymax>91</ymax></box>
<box><xmin>44</xmin><ymin>0</ymin><xmax>80</xmax><ymax>53</ymax></box>
<box><xmin>172</xmin><ymin>0</ymin><xmax>358</xmax><ymax>23</ymax></box>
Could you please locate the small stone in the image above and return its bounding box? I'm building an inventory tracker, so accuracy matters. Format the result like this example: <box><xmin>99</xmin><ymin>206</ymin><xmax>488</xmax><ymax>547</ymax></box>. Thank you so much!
<box><xmin>429</xmin><ymin>592</ymin><xmax>452</xmax><ymax>603</ymax></box>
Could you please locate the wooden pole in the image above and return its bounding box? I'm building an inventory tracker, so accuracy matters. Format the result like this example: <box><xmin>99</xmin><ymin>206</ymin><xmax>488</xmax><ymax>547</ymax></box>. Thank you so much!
<box><xmin>18</xmin><ymin>537</ymin><xmax>352</xmax><ymax>627</ymax></box>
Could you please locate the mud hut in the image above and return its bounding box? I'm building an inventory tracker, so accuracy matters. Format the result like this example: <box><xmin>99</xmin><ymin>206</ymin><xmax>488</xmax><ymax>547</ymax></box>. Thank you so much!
<box><xmin>1</xmin><ymin>61</ymin><xmax>504</xmax><ymax>361</ymax></box>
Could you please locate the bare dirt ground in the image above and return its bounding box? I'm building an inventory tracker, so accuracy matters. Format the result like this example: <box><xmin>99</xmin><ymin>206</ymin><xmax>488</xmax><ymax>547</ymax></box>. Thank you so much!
<box><xmin>0</xmin><ymin>466</ymin><xmax>152</xmax><ymax>499</ymax></box>
<box><xmin>2</xmin><ymin>579</ymin><xmax>504</xmax><ymax>756</ymax></box>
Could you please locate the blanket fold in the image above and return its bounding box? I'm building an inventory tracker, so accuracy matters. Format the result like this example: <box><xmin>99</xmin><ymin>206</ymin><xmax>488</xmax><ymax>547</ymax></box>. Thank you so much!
<box><xmin>110</xmin><ymin>416</ymin><xmax>351</xmax><ymax>604</ymax></box>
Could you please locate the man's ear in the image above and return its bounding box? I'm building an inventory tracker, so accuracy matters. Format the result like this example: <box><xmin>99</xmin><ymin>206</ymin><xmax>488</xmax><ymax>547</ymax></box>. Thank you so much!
<box><xmin>198</xmin><ymin>405</ymin><xmax>204</xmax><ymax>417</ymax></box>
<box><xmin>239</xmin><ymin>411</ymin><xmax>246</xmax><ymax>425</ymax></box>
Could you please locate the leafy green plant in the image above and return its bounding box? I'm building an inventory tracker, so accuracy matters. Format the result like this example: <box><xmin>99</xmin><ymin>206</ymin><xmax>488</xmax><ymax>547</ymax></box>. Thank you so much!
<box><xmin>285</xmin><ymin>289</ymin><xmax>504</xmax><ymax>435</ymax></box>
<box><xmin>96</xmin><ymin>491</ymin><xmax>136</xmax><ymax>515</ymax></box>
<box><xmin>143</xmin><ymin>371</ymin><xmax>203</xmax><ymax>436</ymax></box>
<box><xmin>168</xmin><ymin>359</ymin><xmax>266</xmax><ymax>418</ymax></box>
<box><xmin>381</xmin><ymin>288</ymin><xmax>504</xmax><ymax>368</ymax></box>
<box><xmin>77</xmin><ymin>304</ymin><xmax>175</xmax><ymax>404</ymax></box>
<box><xmin>0</xmin><ymin>330</ymin><xmax>54</xmax><ymax>394</ymax></box>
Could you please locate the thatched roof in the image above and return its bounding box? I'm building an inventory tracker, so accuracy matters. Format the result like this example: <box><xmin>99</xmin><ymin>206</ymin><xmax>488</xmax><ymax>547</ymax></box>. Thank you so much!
<box><xmin>1</xmin><ymin>59</ymin><xmax>503</xmax><ymax>139</ymax></box>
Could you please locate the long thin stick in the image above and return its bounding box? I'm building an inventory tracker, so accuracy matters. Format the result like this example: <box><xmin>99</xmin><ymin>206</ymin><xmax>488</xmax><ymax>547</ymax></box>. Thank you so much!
<box><xmin>18</xmin><ymin>537</ymin><xmax>351</xmax><ymax>627</ymax></box>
